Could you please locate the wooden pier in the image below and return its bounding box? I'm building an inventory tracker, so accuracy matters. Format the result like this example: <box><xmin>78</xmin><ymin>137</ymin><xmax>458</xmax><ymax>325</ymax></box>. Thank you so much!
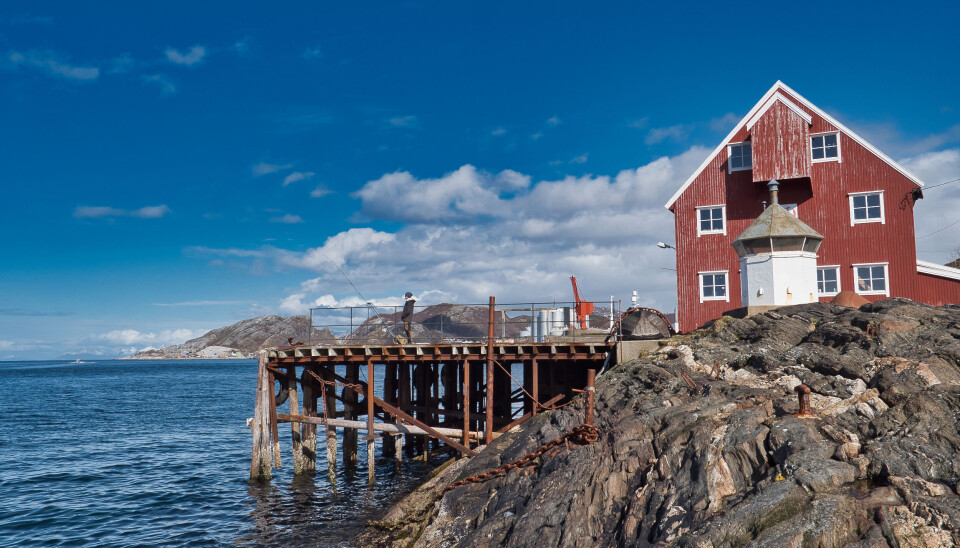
<box><xmin>249</xmin><ymin>338</ymin><xmax>613</xmax><ymax>482</ymax></box>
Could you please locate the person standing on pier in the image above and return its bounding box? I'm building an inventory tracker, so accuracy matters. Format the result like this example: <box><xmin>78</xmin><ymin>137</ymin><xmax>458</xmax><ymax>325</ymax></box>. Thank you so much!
<box><xmin>401</xmin><ymin>292</ymin><xmax>416</xmax><ymax>342</ymax></box>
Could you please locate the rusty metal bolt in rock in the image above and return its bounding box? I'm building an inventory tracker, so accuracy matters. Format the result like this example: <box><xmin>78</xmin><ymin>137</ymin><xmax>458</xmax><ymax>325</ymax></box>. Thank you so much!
<box><xmin>794</xmin><ymin>384</ymin><xmax>815</xmax><ymax>417</ymax></box>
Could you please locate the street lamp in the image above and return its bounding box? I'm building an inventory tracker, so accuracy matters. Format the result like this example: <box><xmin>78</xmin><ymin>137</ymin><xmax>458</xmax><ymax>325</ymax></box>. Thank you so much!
<box><xmin>657</xmin><ymin>242</ymin><xmax>676</xmax><ymax>250</ymax></box>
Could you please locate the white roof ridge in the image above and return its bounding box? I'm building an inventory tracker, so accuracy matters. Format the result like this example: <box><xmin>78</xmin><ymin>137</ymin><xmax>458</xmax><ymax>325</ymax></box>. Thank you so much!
<box><xmin>917</xmin><ymin>259</ymin><xmax>960</xmax><ymax>281</ymax></box>
<box><xmin>664</xmin><ymin>81</ymin><xmax>926</xmax><ymax>211</ymax></box>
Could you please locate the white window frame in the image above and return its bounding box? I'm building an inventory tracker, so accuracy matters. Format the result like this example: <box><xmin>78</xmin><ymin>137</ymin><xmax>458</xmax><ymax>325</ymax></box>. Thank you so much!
<box><xmin>696</xmin><ymin>205</ymin><xmax>726</xmax><ymax>236</ymax></box>
<box><xmin>811</xmin><ymin>131</ymin><xmax>841</xmax><ymax>163</ymax></box>
<box><xmin>727</xmin><ymin>141</ymin><xmax>752</xmax><ymax>173</ymax></box>
<box><xmin>698</xmin><ymin>270</ymin><xmax>730</xmax><ymax>303</ymax></box>
<box><xmin>849</xmin><ymin>191</ymin><xmax>885</xmax><ymax>226</ymax></box>
<box><xmin>816</xmin><ymin>265</ymin><xmax>841</xmax><ymax>297</ymax></box>
<box><xmin>852</xmin><ymin>263</ymin><xmax>890</xmax><ymax>297</ymax></box>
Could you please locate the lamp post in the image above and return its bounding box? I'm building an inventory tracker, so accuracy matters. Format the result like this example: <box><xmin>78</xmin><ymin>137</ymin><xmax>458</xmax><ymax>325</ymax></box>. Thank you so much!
<box><xmin>657</xmin><ymin>242</ymin><xmax>676</xmax><ymax>250</ymax></box>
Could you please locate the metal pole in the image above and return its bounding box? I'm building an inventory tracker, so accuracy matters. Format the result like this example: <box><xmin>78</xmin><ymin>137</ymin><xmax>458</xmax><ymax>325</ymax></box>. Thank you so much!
<box><xmin>485</xmin><ymin>296</ymin><xmax>495</xmax><ymax>444</ymax></box>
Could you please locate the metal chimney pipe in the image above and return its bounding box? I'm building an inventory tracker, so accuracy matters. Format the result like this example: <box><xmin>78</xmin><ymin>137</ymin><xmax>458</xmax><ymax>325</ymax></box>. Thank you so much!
<box><xmin>768</xmin><ymin>180</ymin><xmax>780</xmax><ymax>205</ymax></box>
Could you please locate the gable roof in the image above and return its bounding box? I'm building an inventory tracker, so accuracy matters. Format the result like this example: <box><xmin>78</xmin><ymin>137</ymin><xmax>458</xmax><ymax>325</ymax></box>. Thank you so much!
<box><xmin>664</xmin><ymin>81</ymin><xmax>926</xmax><ymax>210</ymax></box>
<box><xmin>745</xmin><ymin>92</ymin><xmax>812</xmax><ymax>130</ymax></box>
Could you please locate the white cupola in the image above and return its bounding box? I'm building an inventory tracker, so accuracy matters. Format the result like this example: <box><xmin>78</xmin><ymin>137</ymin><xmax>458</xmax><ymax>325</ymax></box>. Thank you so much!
<box><xmin>731</xmin><ymin>180</ymin><xmax>824</xmax><ymax>307</ymax></box>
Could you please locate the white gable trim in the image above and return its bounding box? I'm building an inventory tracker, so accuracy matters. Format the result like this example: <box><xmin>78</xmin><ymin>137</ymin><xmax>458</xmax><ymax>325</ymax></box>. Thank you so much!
<box><xmin>917</xmin><ymin>260</ymin><xmax>960</xmax><ymax>282</ymax></box>
<box><xmin>664</xmin><ymin>81</ymin><xmax>926</xmax><ymax>210</ymax></box>
<box><xmin>745</xmin><ymin>92</ymin><xmax>812</xmax><ymax>130</ymax></box>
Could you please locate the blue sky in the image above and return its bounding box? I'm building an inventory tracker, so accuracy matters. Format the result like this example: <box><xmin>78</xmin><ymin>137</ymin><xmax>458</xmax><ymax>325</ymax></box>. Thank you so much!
<box><xmin>3</xmin><ymin>1</ymin><xmax>960</xmax><ymax>359</ymax></box>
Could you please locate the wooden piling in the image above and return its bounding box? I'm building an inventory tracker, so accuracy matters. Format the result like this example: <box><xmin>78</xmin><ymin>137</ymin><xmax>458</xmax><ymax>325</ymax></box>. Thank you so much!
<box><xmin>367</xmin><ymin>358</ymin><xmax>375</xmax><ymax>484</ymax></box>
<box><xmin>532</xmin><ymin>357</ymin><xmax>539</xmax><ymax>414</ymax></box>
<box><xmin>300</xmin><ymin>369</ymin><xmax>317</xmax><ymax>473</ymax></box>
<box><xmin>267</xmin><ymin>367</ymin><xmax>281</xmax><ymax>469</ymax></box>
<box><xmin>461</xmin><ymin>359</ymin><xmax>470</xmax><ymax>451</ymax></box>
<box><xmin>322</xmin><ymin>367</ymin><xmax>338</xmax><ymax>474</ymax></box>
<box><xmin>343</xmin><ymin>364</ymin><xmax>359</xmax><ymax>463</ymax></box>
<box><xmin>585</xmin><ymin>368</ymin><xmax>596</xmax><ymax>426</ymax></box>
<box><xmin>287</xmin><ymin>365</ymin><xmax>308</xmax><ymax>474</ymax></box>
<box><xmin>249</xmin><ymin>351</ymin><xmax>273</xmax><ymax>481</ymax></box>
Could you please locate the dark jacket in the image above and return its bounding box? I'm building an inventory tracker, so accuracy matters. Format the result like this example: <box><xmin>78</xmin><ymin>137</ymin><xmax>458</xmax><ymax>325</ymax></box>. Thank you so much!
<box><xmin>401</xmin><ymin>299</ymin><xmax>415</xmax><ymax>321</ymax></box>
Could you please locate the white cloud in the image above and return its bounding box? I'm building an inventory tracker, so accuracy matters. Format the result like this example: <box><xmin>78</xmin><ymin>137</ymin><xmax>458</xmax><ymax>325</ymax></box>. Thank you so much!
<box><xmin>283</xmin><ymin>171</ymin><xmax>315</xmax><ymax>186</ymax></box>
<box><xmin>710</xmin><ymin>113</ymin><xmax>740</xmax><ymax>132</ymax></box>
<box><xmin>492</xmin><ymin>127</ymin><xmax>507</xmax><ymax>136</ymax></box>
<box><xmin>198</xmin><ymin>148</ymin><xmax>710</xmax><ymax>315</ymax></box>
<box><xmin>899</xmin><ymin>148</ymin><xmax>960</xmax><ymax>263</ymax></box>
<box><xmin>351</xmin><ymin>165</ymin><xmax>532</xmax><ymax>223</ymax></box>
<box><xmin>140</xmin><ymin>74</ymin><xmax>177</xmax><ymax>96</ymax></box>
<box><xmin>571</xmin><ymin>154</ymin><xmax>589</xmax><ymax>164</ymax></box>
<box><xmin>253</xmin><ymin>162</ymin><xmax>293</xmax><ymax>176</ymax></box>
<box><xmin>645</xmin><ymin>124</ymin><xmax>690</xmax><ymax>145</ymax></box>
<box><xmin>73</xmin><ymin>205</ymin><xmax>171</xmax><ymax>219</ymax></box>
<box><xmin>7</xmin><ymin>50</ymin><xmax>99</xmax><ymax>81</ymax></box>
<box><xmin>97</xmin><ymin>328</ymin><xmax>196</xmax><ymax>346</ymax></box>
<box><xmin>547</xmin><ymin>116</ymin><xmax>561</xmax><ymax>126</ymax></box>
<box><xmin>387</xmin><ymin>115</ymin><xmax>419</xmax><ymax>128</ymax></box>
<box><xmin>271</xmin><ymin>214</ymin><xmax>304</xmax><ymax>224</ymax></box>
<box><xmin>165</xmin><ymin>45</ymin><xmax>206</xmax><ymax>66</ymax></box>
<box><xmin>310</xmin><ymin>185</ymin><xmax>333</xmax><ymax>198</ymax></box>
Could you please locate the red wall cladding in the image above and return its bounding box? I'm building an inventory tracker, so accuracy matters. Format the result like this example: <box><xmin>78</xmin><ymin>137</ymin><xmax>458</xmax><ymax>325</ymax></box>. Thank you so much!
<box><xmin>751</xmin><ymin>101</ymin><xmax>811</xmax><ymax>182</ymax></box>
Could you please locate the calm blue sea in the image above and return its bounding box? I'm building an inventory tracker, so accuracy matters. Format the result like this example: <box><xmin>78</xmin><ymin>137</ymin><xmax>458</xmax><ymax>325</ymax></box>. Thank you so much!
<box><xmin>0</xmin><ymin>359</ymin><xmax>439</xmax><ymax>547</ymax></box>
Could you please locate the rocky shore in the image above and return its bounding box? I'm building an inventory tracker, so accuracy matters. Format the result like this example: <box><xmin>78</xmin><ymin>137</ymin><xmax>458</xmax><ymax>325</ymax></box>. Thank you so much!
<box><xmin>358</xmin><ymin>299</ymin><xmax>960</xmax><ymax>547</ymax></box>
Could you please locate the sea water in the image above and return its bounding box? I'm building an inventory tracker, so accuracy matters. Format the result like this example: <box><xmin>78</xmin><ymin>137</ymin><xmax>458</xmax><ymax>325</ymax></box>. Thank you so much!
<box><xmin>0</xmin><ymin>359</ymin><xmax>440</xmax><ymax>547</ymax></box>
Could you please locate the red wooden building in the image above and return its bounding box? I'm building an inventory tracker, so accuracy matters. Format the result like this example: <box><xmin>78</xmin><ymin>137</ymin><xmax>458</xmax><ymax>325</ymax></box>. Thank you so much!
<box><xmin>665</xmin><ymin>81</ymin><xmax>960</xmax><ymax>333</ymax></box>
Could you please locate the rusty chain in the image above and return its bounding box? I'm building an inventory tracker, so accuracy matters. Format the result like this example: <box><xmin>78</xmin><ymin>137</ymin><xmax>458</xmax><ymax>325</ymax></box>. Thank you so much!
<box><xmin>442</xmin><ymin>423</ymin><xmax>600</xmax><ymax>494</ymax></box>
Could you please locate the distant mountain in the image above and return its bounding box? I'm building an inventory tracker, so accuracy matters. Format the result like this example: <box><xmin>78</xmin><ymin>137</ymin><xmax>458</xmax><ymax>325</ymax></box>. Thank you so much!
<box><xmin>131</xmin><ymin>315</ymin><xmax>333</xmax><ymax>359</ymax></box>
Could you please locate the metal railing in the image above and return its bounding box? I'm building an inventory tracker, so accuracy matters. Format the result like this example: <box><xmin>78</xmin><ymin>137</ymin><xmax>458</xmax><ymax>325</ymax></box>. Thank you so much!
<box><xmin>305</xmin><ymin>299</ymin><xmax>622</xmax><ymax>346</ymax></box>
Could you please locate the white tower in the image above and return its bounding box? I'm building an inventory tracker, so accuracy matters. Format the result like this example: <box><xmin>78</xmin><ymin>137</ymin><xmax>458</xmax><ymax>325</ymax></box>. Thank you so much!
<box><xmin>731</xmin><ymin>181</ymin><xmax>824</xmax><ymax>307</ymax></box>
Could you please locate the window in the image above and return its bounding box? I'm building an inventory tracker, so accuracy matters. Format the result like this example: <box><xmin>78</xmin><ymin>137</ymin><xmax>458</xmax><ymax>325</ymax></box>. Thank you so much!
<box><xmin>728</xmin><ymin>142</ymin><xmax>752</xmax><ymax>172</ymax></box>
<box><xmin>849</xmin><ymin>191</ymin><xmax>884</xmax><ymax>225</ymax></box>
<box><xmin>817</xmin><ymin>266</ymin><xmax>840</xmax><ymax>296</ymax></box>
<box><xmin>696</xmin><ymin>205</ymin><xmax>726</xmax><ymax>235</ymax></box>
<box><xmin>811</xmin><ymin>132</ymin><xmax>840</xmax><ymax>162</ymax></box>
<box><xmin>783</xmin><ymin>203</ymin><xmax>798</xmax><ymax>218</ymax></box>
<box><xmin>699</xmin><ymin>271</ymin><xmax>729</xmax><ymax>302</ymax></box>
<box><xmin>853</xmin><ymin>263</ymin><xmax>889</xmax><ymax>296</ymax></box>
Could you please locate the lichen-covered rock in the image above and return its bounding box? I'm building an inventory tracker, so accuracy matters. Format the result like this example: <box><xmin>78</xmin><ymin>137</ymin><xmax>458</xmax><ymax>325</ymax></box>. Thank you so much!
<box><xmin>360</xmin><ymin>299</ymin><xmax>960</xmax><ymax>547</ymax></box>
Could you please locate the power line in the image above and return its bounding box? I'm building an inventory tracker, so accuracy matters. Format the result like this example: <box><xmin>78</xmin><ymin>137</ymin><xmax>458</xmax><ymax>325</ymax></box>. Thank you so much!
<box><xmin>923</xmin><ymin>177</ymin><xmax>960</xmax><ymax>191</ymax></box>
<box><xmin>917</xmin><ymin>217</ymin><xmax>960</xmax><ymax>239</ymax></box>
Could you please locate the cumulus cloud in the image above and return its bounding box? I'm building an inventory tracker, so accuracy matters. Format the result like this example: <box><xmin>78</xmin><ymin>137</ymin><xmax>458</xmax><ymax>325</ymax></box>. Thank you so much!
<box><xmin>351</xmin><ymin>165</ymin><xmax>533</xmax><ymax>223</ymax></box>
<box><xmin>198</xmin><ymin>147</ymin><xmax>711</xmax><ymax>316</ymax></box>
<box><xmin>7</xmin><ymin>50</ymin><xmax>99</xmax><ymax>81</ymax></box>
<box><xmin>253</xmin><ymin>162</ymin><xmax>292</xmax><ymax>176</ymax></box>
<box><xmin>74</xmin><ymin>205</ymin><xmax>171</xmax><ymax>219</ymax></box>
<box><xmin>283</xmin><ymin>171</ymin><xmax>314</xmax><ymax>186</ymax></box>
<box><xmin>165</xmin><ymin>45</ymin><xmax>206</xmax><ymax>66</ymax></box>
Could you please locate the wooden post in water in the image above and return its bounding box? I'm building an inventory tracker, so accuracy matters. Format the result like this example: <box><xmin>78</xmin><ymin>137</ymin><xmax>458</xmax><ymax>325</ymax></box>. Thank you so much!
<box><xmin>300</xmin><ymin>369</ymin><xmax>317</xmax><ymax>473</ymax></box>
<box><xmin>287</xmin><ymin>365</ymin><xmax>308</xmax><ymax>474</ymax></box>
<box><xmin>367</xmin><ymin>358</ymin><xmax>376</xmax><ymax>484</ymax></box>
<box><xmin>485</xmin><ymin>296</ymin><xmax>495</xmax><ymax>444</ymax></box>
<box><xmin>322</xmin><ymin>366</ymin><xmax>338</xmax><ymax>476</ymax></box>
<box><xmin>267</xmin><ymin>366</ymin><xmax>281</xmax><ymax>469</ymax></box>
<box><xmin>250</xmin><ymin>351</ymin><xmax>273</xmax><ymax>480</ymax></box>
<box><xmin>343</xmin><ymin>364</ymin><xmax>359</xmax><ymax>463</ymax></box>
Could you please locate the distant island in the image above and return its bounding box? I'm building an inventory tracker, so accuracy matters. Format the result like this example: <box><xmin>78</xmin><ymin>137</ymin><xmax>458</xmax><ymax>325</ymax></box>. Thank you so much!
<box><xmin>125</xmin><ymin>314</ymin><xmax>329</xmax><ymax>360</ymax></box>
